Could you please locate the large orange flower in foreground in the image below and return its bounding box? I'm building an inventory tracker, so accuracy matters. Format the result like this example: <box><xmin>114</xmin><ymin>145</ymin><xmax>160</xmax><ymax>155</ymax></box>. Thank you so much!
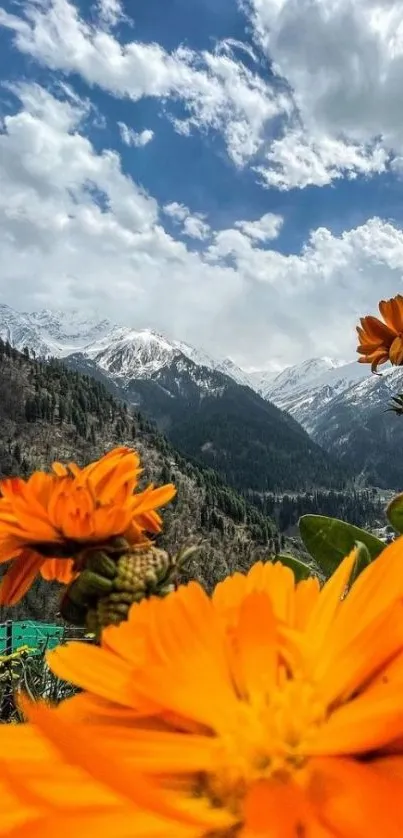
<box><xmin>0</xmin><ymin>447</ymin><xmax>175</xmax><ymax>605</ymax></box>
<box><xmin>357</xmin><ymin>293</ymin><xmax>403</xmax><ymax>371</ymax></box>
<box><xmin>2</xmin><ymin>541</ymin><xmax>403</xmax><ymax>836</ymax></box>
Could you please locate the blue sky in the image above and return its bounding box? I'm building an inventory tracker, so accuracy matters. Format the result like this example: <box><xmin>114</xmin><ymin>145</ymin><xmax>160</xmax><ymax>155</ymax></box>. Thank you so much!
<box><xmin>1</xmin><ymin>0</ymin><xmax>403</xmax><ymax>370</ymax></box>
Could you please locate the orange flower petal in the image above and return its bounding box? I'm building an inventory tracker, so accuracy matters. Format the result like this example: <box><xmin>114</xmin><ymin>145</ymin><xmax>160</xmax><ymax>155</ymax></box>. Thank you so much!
<box><xmin>359</xmin><ymin>315</ymin><xmax>396</xmax><ymax>343</ymax></box>
<box><xmin>0</xmin><ymin>550</ymin><xmax>43</xmax><ymax>605</ymax></box>
<box><xmin>51</xmin><ymin>462</ymin><xmax>69</xmax><ymax>478</ymax></box>
<box><xmin>305</xmin><ymin>548</ymin><xmax>357</xmax><ymax>657</ymax></box>
<box><xmin>131</xmin><ymin>484</ymin><xmax>177</xmax><ymax>516</ymax></box>
<box><xmin>5</xmin><ymin>810</ymin><xmax>199</xmax><ymax>838</ymax></box>
<box><xmin>123</xmin><ymin>584</ymin><xmax>238</xmax><ymax>732</ymax></box>
<box><xmin>242</xmin><ymin>779</ymin><xmax>313</xmax><ymax>837</ymax></box>
<box><xmin>40</xmin><ymin>558</ymin><xmax>76</xmax><ymax>584</ymax></box>
<box><xmin>309</xmin><ymin>756</ymin><xmax>403</xmax><ymax>838</ymax></box>
<box><xmin>235</xmin><ymin>591</ymin><xmax>277</xmax><ymax>699</ymax></box>
<box><xmin>389</xmin><ymin>335</ymin><xmax>403</xmax><ymax>366</ymax></box>
<box><xmin>379</xmin><ymin>295</ymin><xmax>403</xmax><ymax>333</ymax></box>
<box><xmin>22</xmin><ymin>698</ymin><xmax>234</xmax><ymax>832</ymax></box>
<box><xmin>333</xmin><ymin>536</ymin><xmax>403</xmax><ymax>639</ymax></box>
<box><xmin>293</xmin><ymin>576</ymin><xmax>321</xmax><ymax>631</ymax></box>
<box><xmin>311</xmin><ymin>687</ymin><xmax>403</xmax><ymax>755</ymax></box>
<box><xmin>54</xmin><ymin>692</ymin><xmax>149</xmax><ymax>725</ymax></box>
<box><xmin>47</xmin><ymin>643</ymin><xmax>143</xmax><ymax>708</ymax></box>
<box><xmin>315</xmin><ymin>598</ymin><xmax>403</xmax><ymax>706</ymax></box>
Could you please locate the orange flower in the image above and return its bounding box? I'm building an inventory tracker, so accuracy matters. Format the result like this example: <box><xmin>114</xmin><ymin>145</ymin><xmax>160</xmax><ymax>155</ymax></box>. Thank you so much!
<box><xmin>357</xmin><ymin>293</ymin><xmax>403</xmax><ymax>371</ymax></box>
<box><xmin>0</xmin><ymin>447</ymin><xmax>175</xmax><ymax>605</ymax></box>
<box><xmin>3</xmin><ymin>541</ymin><xmax>403</xmax><ymax>837</ymax></box>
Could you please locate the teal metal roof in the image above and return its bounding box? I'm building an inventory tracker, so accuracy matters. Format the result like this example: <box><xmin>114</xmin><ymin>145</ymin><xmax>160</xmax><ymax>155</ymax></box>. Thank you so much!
<box><xmin>0</xmin><ymin>621</ymin><xmax>73</xmax><ymax>653</ymax></box>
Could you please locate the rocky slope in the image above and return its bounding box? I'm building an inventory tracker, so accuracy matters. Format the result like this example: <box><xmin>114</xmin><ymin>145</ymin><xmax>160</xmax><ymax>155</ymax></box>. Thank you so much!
<box><xmin>261</xmin><ymin>357</ymin><xmax>403</xmax><ymax>488</ymax></box>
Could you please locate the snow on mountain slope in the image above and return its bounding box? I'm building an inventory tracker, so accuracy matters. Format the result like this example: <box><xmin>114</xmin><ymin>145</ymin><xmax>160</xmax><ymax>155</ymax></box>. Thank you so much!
<box><xmin>27</xmin><ymin>308</ymin><xmax>113</xmax><ymax>348</ymax></box>
<box><xmin>1</xmin><ymin>302</ymin><xmax>389</xmax><ymax>431</ymax></box>
<box><xmin>248</xmin><ymin>368</ymin><xmax>277</xmax><ymax>392</ymax></box>
<box><xmin>304</xmin><ymin>365</ymin><xmax>403</xmax><ymax>488</ymax></box>
<box><xmin>0</xmin><ymin>303</ymin><xmax>253</xmax><ymax>385</ymax></box>
<box><xmin>91</xmin><ymin>329</ymin><xmax>181</xmax><ymax>379</ymax></box>
<box><xmin>0</xmin><ymin>304</ymin><xmax>115</xmax><ymax>358</ymax></box>
<box><xmin>171</xmin><ymin>340</ymin><xmax>252</xmax><ymax>387</ymax></box>
<box><xmin>262</xmin><ymin>358</ymin><xmax>344</xmax><ymax>400</ymax></box>
<box><xmin>261</xmin><ymin>357</ymin><xmax>376</xmax><ymax>433</ymax></box>
<box><xmin>329</xmin><ymin>364</ymin><xmax>401</xmax><ymax>408</ymax></box>
<box><xmin>0</xmin><ymin>304</ymin><xmax>55</xmax><ymax>358</ymax></box>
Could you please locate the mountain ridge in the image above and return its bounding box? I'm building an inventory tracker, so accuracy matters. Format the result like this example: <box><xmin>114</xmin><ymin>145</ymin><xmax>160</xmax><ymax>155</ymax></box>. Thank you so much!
<box><xmin>0</xmin><ymin>304</ymin><xmax>250</xmax><ymax>384</ymax></box>
<box><xmin>0</xmin><ymin>303</ymin><xmax>348</xmax><ymax>494</ymax></box>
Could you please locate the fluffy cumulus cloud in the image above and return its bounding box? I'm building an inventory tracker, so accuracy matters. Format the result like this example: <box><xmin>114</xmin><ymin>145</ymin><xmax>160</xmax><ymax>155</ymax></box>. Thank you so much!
<box><xmin>0</xmin><ymin>0</ymin><xmax>286</xmax><ymax>168</ymax></box>
<box><xmin>1</xmin><ymin>83</ymin><xmax>403</xmax><ymax>369</ymax></box>
<box><xmin>235</xmin><ymin>213</ymin><xmax>283</xmax><ymax>242</ymax></box>
<box><xmin>0</xmin><ymin>84</ymin><xmax>241</xmax><ymax>341</ymax></box>
<box><xmin>118</xmin><ymin>122</ymin><xmax>154</xmax><ymax>147</ymax></box>
<box><xmin>255</xmin><ymin>131</ymin><xmax>388</xmax><ymax>190</ymax></box>
<box><xmin>1</xmin><ymin>0</ymin><xmax>400</xmax><ymax>187</ymax></box>
<box><xmin>246</xmin><ymin>0</ymin><xmax>403</xmax><ymax>187</ymax></box>
<box><xmin>163</xmin><ymin>203</ymin><xmax>211</xmax><ymax>240</ymax></box>
<box><xmin>97</xmin><ymin>0</ymin><xmax>124</xmax><ymax>27</ymax></box>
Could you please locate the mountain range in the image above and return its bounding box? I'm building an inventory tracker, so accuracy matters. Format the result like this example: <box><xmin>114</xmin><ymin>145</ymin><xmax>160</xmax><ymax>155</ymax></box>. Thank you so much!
<box><xmin>1</xmin><ymin>303</ymin><xmax>402</xmax><ymax>488</ymax></box>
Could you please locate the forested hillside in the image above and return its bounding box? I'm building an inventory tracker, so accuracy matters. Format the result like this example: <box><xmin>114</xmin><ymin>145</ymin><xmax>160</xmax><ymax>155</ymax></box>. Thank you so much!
<box><xmin>66</xmin><ymin>352</ymin><xmax>349</xmax><ymax>493</ymax></box>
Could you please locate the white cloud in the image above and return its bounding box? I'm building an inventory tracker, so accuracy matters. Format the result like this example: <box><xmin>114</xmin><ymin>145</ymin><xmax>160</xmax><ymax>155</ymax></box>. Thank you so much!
<box><xmin>97</xmin><ymin>0</ymin><xmax>124</xmax><ymax>27</ymax></box>
<box><xmin>218</xmin><ymin>38</ymin><xmax>259</xmax><ymax>65</ymax></box>
<box><xmin>247</xmin><ymin>0</ymin><xmax>403</xmax><ymax>143</ymax></box>
<box><xmin>163</xmin><ymin>202</ymin><xmax>210</xmax><ymax>240</ymax></box>
<box><xmin>0</xmin><ymin>0</ymin><xmax>287</xmax><ymax>168</ymax></box>
<box><xmin>1</xmin><ymin>83</ymin><xmax>403</xmax><ymax>370</ymax></box>
<box><xmin>245</xmin><ymin>0</ymin><xmax>403</xmax><ymax>186</ymax></box>
<box><xmin>1</xmin><ymin>0</ymin><xmax>403</xmax><ymax>189</ymax></box>
<box><xmin>182</xmin><ymin>215</ymin><xmax>210</xmax><ymax>241</ymax></box>
<box><xmin>163</xmin><ymin>202</ymin><xmax>189</xmax><ymax>222</ymax></box>
<box><xmin>0</xmin><ymin>84</ymin><xmax>239</xmax><ymax>342</ymax></box>
<box><xmin>118</xmin><ymin>122</ymin><xmax>154</xmax><ymax>147</ymax></box>
<box><xmin>235</xmin><ymin>212</ymin><xmax>283</xmax><ymax>242</ymax></box>
<box><xmin>256</xmin><ymin>130</ymin><xmax>389</xmax><ymax>190</ymax></box>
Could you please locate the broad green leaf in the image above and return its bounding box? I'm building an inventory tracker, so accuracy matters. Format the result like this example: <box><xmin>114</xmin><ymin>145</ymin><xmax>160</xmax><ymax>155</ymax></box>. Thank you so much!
<box><xmin>274</xmin><ymin>553</ymin><xmax>313</xmax><ymax>582</ymax></box>
<box><xmin>298</xmin><ymin>515</ymin><xmax>385</xmax><ymax>579</ymax></box>
<box><xmin>386</xmin><ymin>493</ymin><xmax>403</xmax><ymax>534</ymax></box>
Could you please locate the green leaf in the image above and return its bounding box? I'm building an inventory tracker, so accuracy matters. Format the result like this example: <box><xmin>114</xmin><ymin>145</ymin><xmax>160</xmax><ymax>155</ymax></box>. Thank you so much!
<box><xmin>298</xmin><ymin>515</ymin><xmax>385</xmax><ymax>578</ymax></box>
<box><xmin>349</xmin><ymin>541</ymin><xmax>373</xmax><ymax>586</ymax></box>
<box><xmin>386</xmin><ymin>493</ymin><xmax>403</xmax><ymax>534</ymax></box>
<box><xmin>274</xmin><ymin>553</ymin><xmax>313</xmax><ymax>582</ymax></box>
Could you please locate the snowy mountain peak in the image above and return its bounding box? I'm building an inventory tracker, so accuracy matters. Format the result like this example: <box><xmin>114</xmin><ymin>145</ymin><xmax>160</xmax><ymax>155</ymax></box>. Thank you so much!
<box><xmin>91</xmin><ymin>329</ymin><xmax>181</xmax><ymax>379</ymax></box>
<box><xmin>0</xmin><ymin>303</ymin><xmax>251</xmax><ymax>384</ymax></box>
<box><xmin>252</xmin><ymin>357</ymin><xmax>340</xmax><ymax>400</ymax></box>
<box><xmin>1</xmin><ymin>302</ymin><xmax>372</xmax><ymax>417</ymax></box>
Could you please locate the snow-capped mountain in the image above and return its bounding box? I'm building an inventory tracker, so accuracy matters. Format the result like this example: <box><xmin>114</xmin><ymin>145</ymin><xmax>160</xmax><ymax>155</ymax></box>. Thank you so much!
<box><xmin>0</xmin><ymin>304</ymin><xmax>249</xmax><ymax>385</ymax></box>
<box><xmin>0</xmin><ymin>304</ymin><xmax>116</xmax><ymax>359</ymax></box>
<box><xmin>261</xmin><ymin>358</ymin><xmax>346</xmax><ymax>400</ymax></box>
<box><xmin>262</xmin><ymin>358</ymin><xmax>374</xmax><ymax>434</ymax></box>
<box><xmin>0</xmin><ymin>301</ymin><xmax>350</xmax><ymax>492</ymax></box>
<box><xmin>306</xmin><ymin>365</ymin><xmax>403</xmax><ymax>488</ymax></box>
<box><xmin>5</xmin><ymin>299</ymin><xmax>403</xmax><ymax>486</ymax></box>
<box><xmin>254</xmin><ymin>355</ymin><xmax>403</xmax><ymax>487</ymax></box>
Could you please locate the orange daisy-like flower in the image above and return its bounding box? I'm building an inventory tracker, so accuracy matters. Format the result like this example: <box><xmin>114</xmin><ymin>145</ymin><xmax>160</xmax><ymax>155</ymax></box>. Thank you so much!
<box><xmin>357</xmin><ymin>293</ymin><xmax>403</xmax><ymax>372</ymax></box>
<box><xmin>0</xmin><ymin>447</ymin><xmax>176</xmax><ymax>605</ymax></box>
<box><xmin>3</xmin><ymin>541</ymin><xmax>403</xmax><ymax>836</ymax></box>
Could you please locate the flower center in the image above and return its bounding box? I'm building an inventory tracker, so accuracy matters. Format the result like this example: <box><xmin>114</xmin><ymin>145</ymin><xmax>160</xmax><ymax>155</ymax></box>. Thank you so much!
<box><xmin>201</xmin><ymin>676</ymin><xmax>326</xmax><ymax>817</ymax></box>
